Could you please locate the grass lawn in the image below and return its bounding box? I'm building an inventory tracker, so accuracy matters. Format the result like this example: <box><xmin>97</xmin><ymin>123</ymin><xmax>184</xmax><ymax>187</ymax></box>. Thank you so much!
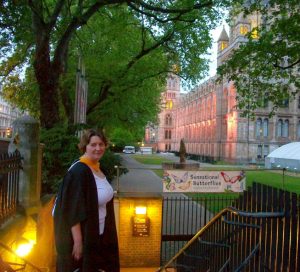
<box><xmin>246</xmin><ymin>170</ymin><xmax>300</xmax><ymax>194</ymax></box>
<box><xmin>135</xmin><ymin>155</ymin><xmax>300</xmax><ymax>211</ymax></box>
<box><xmin>131</xmin><ymin>154</ymin><xmax>173</xmax><ymax>165</ymax></box>
<box><xmin>152</xmin><ymin>169</ymin><xmax>300</xmax><ymax>194</ymax></box>
<box><xmin>152</xmin><ymin>168</ymin><xmax>300</xmax><ymax>213</ymax></box>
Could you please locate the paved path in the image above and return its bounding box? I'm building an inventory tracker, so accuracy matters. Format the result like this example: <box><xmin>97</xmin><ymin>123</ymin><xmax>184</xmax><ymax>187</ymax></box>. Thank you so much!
<box><xmin>111</xmin><ymin>154</ymin><xmax>163</xmax><ymax>193</ymax></box>
<box><xmin>112</xmin><ymin>153</ymin><xmax>213</xmax><ymax>232</ymax></box>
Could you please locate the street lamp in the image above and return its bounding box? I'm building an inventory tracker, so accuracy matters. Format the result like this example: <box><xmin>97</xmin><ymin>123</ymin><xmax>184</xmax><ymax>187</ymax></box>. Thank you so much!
<box><xmin>282</xmin><ymin>167</ymin><xmax>286</xmax><ymax>191</ymax></box>
<box><xmin>151</xmin><ymin>132</ymin><xmax>155</xmax><ymax>142</ymax></box>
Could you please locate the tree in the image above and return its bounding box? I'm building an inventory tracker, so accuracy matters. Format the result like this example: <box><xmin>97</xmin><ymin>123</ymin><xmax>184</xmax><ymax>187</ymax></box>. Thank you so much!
<box><xmin>218</xmin><ymin>1</ymin><xmax>300</xmax><ymax>116</ymax></box>
<box><xmin>68</xmin><ymin>7</ymin><xmax>167</xmax><ymax>131</ymax></box>
<box><xmin>1</xmin><ymin>0</ymin><xmax>236</xmax><ymax>129</ymax></box>
<box><xmin>179</xmin><ymin>138</ymin><xmax>186</xmax><ymax>163</ymax></box>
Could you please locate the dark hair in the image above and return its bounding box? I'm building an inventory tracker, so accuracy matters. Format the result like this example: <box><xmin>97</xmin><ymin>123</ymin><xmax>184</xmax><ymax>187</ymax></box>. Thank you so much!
<box><xmin>78</xmin><ymin>129</ymin><xmax>108</xmax><ymax>153</ymax></box>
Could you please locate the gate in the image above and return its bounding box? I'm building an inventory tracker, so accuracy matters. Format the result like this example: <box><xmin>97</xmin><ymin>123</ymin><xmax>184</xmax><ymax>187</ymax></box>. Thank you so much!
<box><xmin>159</xmin><ymin>183</ymin><xmax>300</xmax><ymax>271</ymax></box>
<box><xmin>161</xmin><ymin>194</ymin><xmax>238</xmax><ymax>264</ymax></box>
<box><xmin>0</xmin><ymin>150</ymin><xmax>22</xmax><ymax>227</ymax></box>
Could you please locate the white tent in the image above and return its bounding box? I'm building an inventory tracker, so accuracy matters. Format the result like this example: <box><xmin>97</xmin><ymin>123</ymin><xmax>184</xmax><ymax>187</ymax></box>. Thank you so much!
<box><xmin>265</xmin><ymin>142</ymin><xmax>300</xmax><ymax>171</ymax></box>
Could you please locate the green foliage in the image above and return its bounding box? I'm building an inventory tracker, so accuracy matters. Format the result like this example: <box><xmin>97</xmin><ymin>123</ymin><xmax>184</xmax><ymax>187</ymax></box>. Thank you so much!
<box><xmin>109</xmin><ymin>128</ymin><xmax>139</xmax><ymax>152</ymax></box>
<box><xmin>2</xmin><ymin>69</ymin><xmax>40</xmax><ymax>118</ymax></box>
<box><xmin>1</xmin><ymin>0</ymin><xmax>236</xmax><ymax>129</ymax></box>
<box><xmin>40</xmin><ymin>126</ymin><xmax>80</xmax><ymax>193</ymax></box>
<box><xmin>218</xmin><ymin>1</ymin><xmax>300</xmax><ymax>115</ymax></box>
<box><xmin>40</xmin><ymin>125</ymin><xmax>126</xmax><ymax>194</ymax></box>
<box><xmin>100</xmin><ymin>149</ymin><xmax>128</xmax><ymax>182</ymax></box>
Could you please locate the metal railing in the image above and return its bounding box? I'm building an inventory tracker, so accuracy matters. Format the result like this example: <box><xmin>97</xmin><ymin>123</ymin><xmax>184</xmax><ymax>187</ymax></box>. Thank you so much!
<box><xmin>157</xmin><ymin>183</ymin><xmax>300</xmax><ymax>272</ymax></box>
<box><xmin>0</xmin><ymin>150</ymin><xmax>22</xmax><ymax>226</ymax></box>
<box><xmin>157</xmin><ymin>207</ymin><xmax>285</xmax><ymax>272</ymax></box>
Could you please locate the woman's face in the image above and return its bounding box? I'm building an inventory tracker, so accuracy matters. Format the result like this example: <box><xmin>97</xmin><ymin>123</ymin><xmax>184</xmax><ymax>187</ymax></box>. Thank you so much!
<box><xmin>85</xmin><ymin>136</ymin><xmax>106</xmax><ymax>162</ymax></box>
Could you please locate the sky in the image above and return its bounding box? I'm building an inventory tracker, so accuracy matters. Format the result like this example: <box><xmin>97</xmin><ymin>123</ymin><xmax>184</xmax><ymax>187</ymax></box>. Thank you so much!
<box><xmin>181</xmin><ymin>22</ymin><xmax>230</xmax><ymax>92</ymax></box>
<box><xmin>208</xmin><ymin>22</ymin><xmax>230</xmax><ymax>78</ymax></box>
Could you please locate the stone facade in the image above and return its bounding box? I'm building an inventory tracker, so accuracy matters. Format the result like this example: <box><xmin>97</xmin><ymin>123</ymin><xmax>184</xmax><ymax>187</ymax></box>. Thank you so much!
<box><xmin>146</xmin><ymin>13</ymin><xmax>300</xmax><ymax>163</ymax></box>
<box><xmin>0</xmin><ymin>92</ymin><xmax>22</xmax><ymax>138</ymax></box>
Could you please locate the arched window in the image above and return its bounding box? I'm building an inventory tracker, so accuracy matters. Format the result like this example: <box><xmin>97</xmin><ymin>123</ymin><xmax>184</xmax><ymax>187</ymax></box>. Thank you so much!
<box><xmin>256</xmin><ymin>118</ymin><xmax>262</xmax><ymax>137</ymax></box>
<box><xmin>263</xmin><ymin>118</ymin><xmax>268</xmax><ymax>137</ymax></box>
<box><xmin>165</xmin><ymin>114</ymin><xmax>172</xmax><ymax>126</ymax></box>
<box><xmin>165</xmin><ymin>130</ymin><xmax>171</xmax><ymax>139</ymax></box>
<box><xmin>257</xmin><ymin>145</ymin><xmax>262</xmax><ymax>159</ymax></box>
<box><xmin>277</xmin><ymin>119</ymin><xmax>283</xmax><ymax>137</ymax></box>
<box><xmin>283</xmin><ymin>119</ymin><xmax>289</xmax><ymax>137</ymax></box>
<box><xmin>240</xmin><ymin>25</ymin><xmax>248</xmax><ymax>35</ymax></box>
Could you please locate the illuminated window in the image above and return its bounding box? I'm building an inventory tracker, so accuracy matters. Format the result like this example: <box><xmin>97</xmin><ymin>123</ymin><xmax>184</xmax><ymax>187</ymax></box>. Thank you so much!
<box><xmin>240</xmin><ymin>25</ymin><xmax>248</xmax><ymax>35</ymax></box>
<box><xmin>220</xmin><ymin>41</ymin><xmax>228</xmax><ymax>50</ymax></box>
<box><xmin>251</xmin><ymin>29</ymin><xmax>259</xmax><ymax>39</ymax></box>
<box><xmin>166</xmin><ymin>100</ymin><xmax>173</xmax><ymax>109</ymax></box>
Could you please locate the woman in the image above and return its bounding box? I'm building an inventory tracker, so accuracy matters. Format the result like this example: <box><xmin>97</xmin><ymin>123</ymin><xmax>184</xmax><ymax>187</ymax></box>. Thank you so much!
<box><xmin>53</xmin><ymin>129</ymin><xmax>120</xmax><ymax>272</ymax></box>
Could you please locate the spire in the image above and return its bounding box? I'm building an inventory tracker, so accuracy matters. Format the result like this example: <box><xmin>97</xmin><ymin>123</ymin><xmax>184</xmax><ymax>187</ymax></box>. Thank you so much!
<box><xmin>217</xmin><ymin>26</ymin><xmax>229</xmax><ymax>42</ymax></box>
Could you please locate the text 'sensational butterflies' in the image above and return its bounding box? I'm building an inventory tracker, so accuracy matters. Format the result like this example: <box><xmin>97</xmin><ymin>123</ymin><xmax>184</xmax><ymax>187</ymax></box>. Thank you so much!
<box><xmin>171</xmin><ymin>172</ymin><xmax>189</xmax><ymax>183</ymax></box>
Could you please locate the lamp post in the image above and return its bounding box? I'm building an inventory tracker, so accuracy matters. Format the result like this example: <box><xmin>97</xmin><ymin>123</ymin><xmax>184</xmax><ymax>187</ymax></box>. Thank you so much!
<box><xmin>151</xmin><ymin>132</ymin><xmax>156</xmax><ymax>143</ymax></box>
<box><xmin>282</xmin><ymin>167</ymin><xmax>286</xmax><ymax>191</ymax></box>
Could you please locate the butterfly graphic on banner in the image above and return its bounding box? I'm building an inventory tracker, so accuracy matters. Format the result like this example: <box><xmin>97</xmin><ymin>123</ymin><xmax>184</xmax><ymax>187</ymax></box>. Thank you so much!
<box><xmin>170</xmin><ymin>172</ymin><xmax>191</xmax><ymax>190</ymax></box>
<box><xmin>171</xmin><ymin>172</ymin><xmax>189</xmax><ymax>183</ymax></box>
<box><xmin>220</xmin><ymin>171</ymin><xmax>245</xmax><ymax>184</ymax></box>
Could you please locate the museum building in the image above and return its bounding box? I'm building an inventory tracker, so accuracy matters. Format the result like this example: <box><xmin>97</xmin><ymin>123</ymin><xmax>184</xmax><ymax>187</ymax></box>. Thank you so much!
<box><xmin>145</xmin><ymin>13</ymin><xmax>300</xmax><ymax>163</ymax></box>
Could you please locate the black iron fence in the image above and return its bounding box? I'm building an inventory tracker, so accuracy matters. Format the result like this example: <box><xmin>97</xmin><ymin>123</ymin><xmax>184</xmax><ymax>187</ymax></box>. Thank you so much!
<box><xmin>0</xmin><ymin>150</ymin><xmax>22</xmax><ymax>226</ymax></box>
<box><xmin>159</xmin><ymin>183</ymin><xmax>300</xmax><ymax>272</ymax></box>
<box><xmin>161</xmin><ymin>195</ymin><xmax>239</xmax><ymax>264</ymax></box>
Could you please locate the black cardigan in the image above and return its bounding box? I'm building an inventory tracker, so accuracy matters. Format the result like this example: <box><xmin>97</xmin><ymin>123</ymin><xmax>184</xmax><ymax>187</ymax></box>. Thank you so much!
<box><xmin>54</xmin><ymin>161</ymin><xmax>119</xmax><ymax>272</ymax></box>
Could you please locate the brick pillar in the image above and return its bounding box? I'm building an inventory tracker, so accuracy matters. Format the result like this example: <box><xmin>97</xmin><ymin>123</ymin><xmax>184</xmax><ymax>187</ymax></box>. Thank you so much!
<box><xmin>116</xmin><ymin>194</ymin><xmax>162</xmax><ymax>268</ymax></box>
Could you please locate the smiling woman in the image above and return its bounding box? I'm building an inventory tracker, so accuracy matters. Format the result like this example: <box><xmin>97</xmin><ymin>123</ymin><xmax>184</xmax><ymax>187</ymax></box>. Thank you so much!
<box><xmin>53</xmin><ymin>129</ymin><xmax>120</xmax><ymax>272</ymax></box>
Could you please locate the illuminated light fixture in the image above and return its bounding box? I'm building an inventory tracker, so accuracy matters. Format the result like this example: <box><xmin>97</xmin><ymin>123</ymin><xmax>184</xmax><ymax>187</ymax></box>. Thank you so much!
<box><xmin>15</xmin><ymin>238</ymin><xmax>34</xmax><ymax>257</ymax></box>
<box><xmin>135</xmin><ymin>206</ymin><xmax>147</xmax><ymax>215</ymax></box>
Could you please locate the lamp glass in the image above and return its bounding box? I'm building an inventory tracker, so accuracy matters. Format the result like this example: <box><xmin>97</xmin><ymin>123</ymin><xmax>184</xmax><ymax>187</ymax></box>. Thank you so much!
<box><xmin>135</xmin><ymin>206</ymin><xmax>147</xmax><ymax>215</ymax></box>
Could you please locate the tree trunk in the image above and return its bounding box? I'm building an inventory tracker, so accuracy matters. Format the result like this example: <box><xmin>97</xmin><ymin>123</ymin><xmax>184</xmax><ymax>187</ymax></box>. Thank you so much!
<box><xmin>33</xmin><ymin>32</ymin><xmax>61</xmax><ymax>129</ymax></box>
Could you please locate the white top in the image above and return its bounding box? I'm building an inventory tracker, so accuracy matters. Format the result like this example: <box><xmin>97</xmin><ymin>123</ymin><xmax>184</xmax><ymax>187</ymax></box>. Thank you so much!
<box><xmin>267</xmin><ymin>142</ymin><xmax>300</xmax><ymax>160</ymax></box>
<box><xmin>94</xmin><ymin>174</ymin><xmax>114</xmax><ymax>234</ymax></box>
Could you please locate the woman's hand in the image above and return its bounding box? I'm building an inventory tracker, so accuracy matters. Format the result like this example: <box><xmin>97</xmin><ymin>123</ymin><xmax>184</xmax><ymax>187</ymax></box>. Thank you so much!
<box><xmin>71</xmin><ymin>223</ymin><xmax>83</xmax><ymax>260</ymax></box>
<box><xmin>72</xmin><ymin>240</ymin><xmax>83</xmax><ymax>260</ymax></box>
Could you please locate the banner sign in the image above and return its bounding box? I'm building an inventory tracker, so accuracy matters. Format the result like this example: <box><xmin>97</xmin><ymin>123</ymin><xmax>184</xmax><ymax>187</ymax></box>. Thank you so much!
<box><xmin>162</xmin><ymin>170</ymin><xmax>246</xmax><ymax>193</ymax></box>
